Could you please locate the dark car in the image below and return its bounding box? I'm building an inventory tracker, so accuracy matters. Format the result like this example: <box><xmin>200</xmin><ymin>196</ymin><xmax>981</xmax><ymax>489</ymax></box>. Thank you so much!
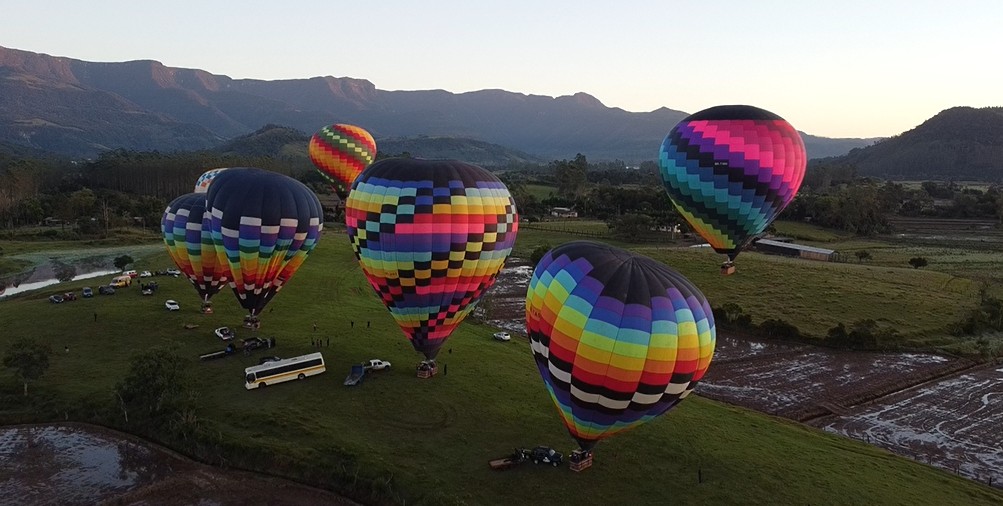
<box><xmin>62</xmin><ymin>292</ymin><xmax>77</xmax><ymax>301</ymax></box>
<box><xmin>530</xmin><ymin>446</ymin><xmax>563</xmax><ymax>467</ymax></box>
<box><xmin>48</xmin><ymin>294</ymin><xmax>64</xmax><ymax>304</ymax></box>
<box><xmin>82</xmin><ymin>287</ymin><xmax>94</xmax><ymax>298</ymax></box>
<box><xmin>98</xmin><ymin>285</ymin><xmax>116</xmax><ymax>295</ymax></box>
<box><xmin>241</xmin><ymin>337</ymin><xmax>275</xmax><ymax>352</ymax></box>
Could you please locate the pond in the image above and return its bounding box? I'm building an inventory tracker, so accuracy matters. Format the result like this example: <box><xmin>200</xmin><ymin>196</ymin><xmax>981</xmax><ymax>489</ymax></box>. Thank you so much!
<box><xmin>0</xmin><ymin>423</ymin><xmax>359</xmax><ymax>505</ymax></box>
<box><xmin>0</xmin><ymin>244</ymin><xmax>164</xmax><ymax>300</ymax></box>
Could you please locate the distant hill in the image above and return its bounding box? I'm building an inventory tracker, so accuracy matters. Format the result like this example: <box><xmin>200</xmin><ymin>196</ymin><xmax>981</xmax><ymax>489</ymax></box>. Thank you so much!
<box><xmin>1</xmin><ymin>45</ymin><xmax>875</xmax><ymax>161</ymax></box>
<box><xmin>813</xmin><ymin>107</ymin><xmax>1003</xmax><ymax>180</ymax></box>
<box><xmin>216</xmin><ymin>125</ymin><xmax>543</xmax><ymax>168</ymax></box>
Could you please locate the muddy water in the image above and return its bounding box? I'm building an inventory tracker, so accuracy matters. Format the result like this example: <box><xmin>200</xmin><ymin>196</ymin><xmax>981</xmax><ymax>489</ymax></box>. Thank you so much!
<box><xmin>0</xmin><ymin>424</ymin><xmax>359</xmax><ymax>506</ymax></box>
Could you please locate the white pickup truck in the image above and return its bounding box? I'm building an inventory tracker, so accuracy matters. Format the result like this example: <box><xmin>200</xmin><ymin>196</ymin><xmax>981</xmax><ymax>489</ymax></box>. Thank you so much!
<box><xmin>365</xmin><ymin>359</ymin><xmax>392</xmax><ymax>371</ymax></box>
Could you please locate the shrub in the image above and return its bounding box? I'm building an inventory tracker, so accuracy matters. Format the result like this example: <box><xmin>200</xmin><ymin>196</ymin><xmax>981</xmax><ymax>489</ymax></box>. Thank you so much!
<box><xmin>908</xmin><ymin>257</ymin><xmax>928</xmax><ymax>269</ymax></box>
<box><xmin>757</xmin><ymin>319</ymin><xmax>802</xmax><ymax>340</ymax></box>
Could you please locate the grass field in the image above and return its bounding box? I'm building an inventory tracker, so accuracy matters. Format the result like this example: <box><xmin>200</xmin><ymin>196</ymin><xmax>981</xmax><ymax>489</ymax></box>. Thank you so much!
<box><xmin>1</xmin><ymin>228</ymin><xmax>1001</xmax><ymax>505</ymax></box>
<box><xmin>523</xmin><ymin>183</ymin><xmax>557</xmax><ymax>201</ymax></box>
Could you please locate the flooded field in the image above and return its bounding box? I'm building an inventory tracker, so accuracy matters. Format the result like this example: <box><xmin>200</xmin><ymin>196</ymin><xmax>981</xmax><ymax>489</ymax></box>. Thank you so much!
<box><xmin>0</xmin><ymin>424</ymin><xmax>358</xmax><ymax>505</ymax></box>
<box><xmin>813</xmin><ymin>366</ymin><xmax>1003</xmax><ymax>486</ymax></box>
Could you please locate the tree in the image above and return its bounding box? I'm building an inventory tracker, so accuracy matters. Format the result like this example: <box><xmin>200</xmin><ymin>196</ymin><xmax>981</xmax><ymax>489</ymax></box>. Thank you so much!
<box><xmin>113</xmin><ymin>254</ymin><xmax>134</xmax><ymax>271</ymax></box>
<box><xmin>115</xmin><ymin>348</ymin><xmax>197</xmax><ymax>426</ymax></box>
<box><xmin>855</xmin><ymin>250</ymin><xmax>872</xmax><ymax>263</ymax></box>
<box><xmin>530</xmin><ymin>243</ymin><xmax>553</xmax><ymax>266</ymax></box>
<box><xmin>908</xmin><ymin>257</ymin><xmax>928</xmax><ymax>269</ymax></box>
<box><xmin>3</xmin><ymin>338</ymin><xmax>51</xmax><ymax>396</ymax></box>
<box><xmin>553</xmin><ymin>154</ymin><xmax>588</xmax><ymax>198</ymax></box>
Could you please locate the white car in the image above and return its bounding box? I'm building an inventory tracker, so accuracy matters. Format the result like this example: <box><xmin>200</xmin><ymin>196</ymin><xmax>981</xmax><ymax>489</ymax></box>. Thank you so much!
<box><xmin>165</xmin><ymin>268</ymin><xmax>181</xmax><ymax>276</ymax></box>
<box><xmin>165</xmin><ymin>299</ymin><xmax>180</xmax><ymax>311</ymax></box>
<box><xmin>493</xmin><ymin>332</ymin><xmax>511</xmax><ymax>341</ymax></box>
<box><xmin>214</xmin><ymin>326</ymin><xmax>235</xmax><ymax>341</ymax></box>
<box><xmin>139</xmin><ymin>271</ymin><xmax>152</xmax><ymax>278</ymax></box>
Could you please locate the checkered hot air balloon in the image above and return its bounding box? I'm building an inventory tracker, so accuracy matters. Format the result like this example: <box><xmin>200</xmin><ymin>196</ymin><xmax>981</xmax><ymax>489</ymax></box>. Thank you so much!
<box><xmin>345</xmin><ymin>158</ymin><xmax>519</xmax><ymax>361</ymax></box>
<box><xmin>527</xmin><ymin>241</ymin><xmax>715</xmax><ymax>452</ymax></box>
<box><xmin>205</xmin><ymin>168</ymin><xmax>323</xmax><ymax>317</ymax></box>
<box><xmin>162</xmin><ymin>192</ymin><xmax>227</xmax><ymax>302</ymax></box>
<box><xmin>659</xmin><ymin>105</ymin><xmax>806</xmax><ymax>268</ymax></box>
<box><xmin>194</xmin><ymin>168</ymin><xmax>228</xmax><ymax>194</ymax></box>
<box><xmin>308</xmin><ymin>124</ymin><xmax>377</xmax><ymax>193</ymax></box>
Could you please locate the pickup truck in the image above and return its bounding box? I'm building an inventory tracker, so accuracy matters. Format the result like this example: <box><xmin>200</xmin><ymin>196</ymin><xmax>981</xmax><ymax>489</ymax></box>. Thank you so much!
<box><xmin>365</xmin><ymin>359</ymin><xmax>392</xmax><ymax>371</ymax></box>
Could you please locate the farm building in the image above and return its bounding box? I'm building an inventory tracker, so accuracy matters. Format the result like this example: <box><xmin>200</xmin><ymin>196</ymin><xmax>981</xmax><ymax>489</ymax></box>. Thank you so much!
<box><xmin>753</xmin><ymin>238</ymin><xmax>839</xmax><ymax>262</ymax></box>
<box><xmin>550</xmin><ymin>207</ymin><xmax>578</xmax><ymax>218</ymax></box>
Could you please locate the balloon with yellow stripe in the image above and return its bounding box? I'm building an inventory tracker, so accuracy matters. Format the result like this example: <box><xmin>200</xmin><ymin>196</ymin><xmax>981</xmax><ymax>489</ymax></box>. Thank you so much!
<box><xmin>345</xmin><ymin>158</ymin><xmax>519</xmax><ymax>360</ymax></box>
<box><xmin>526</xmin><ymin>241</ymin><xmax>715</xmax><ymax>452</ymax></box>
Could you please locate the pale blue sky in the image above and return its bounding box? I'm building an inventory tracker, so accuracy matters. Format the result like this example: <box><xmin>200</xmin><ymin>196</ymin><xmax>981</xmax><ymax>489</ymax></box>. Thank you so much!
<box><xmin>4</xmin><ymin>1</ymin><xmax>1000</xmax><ymax>138</ymax></box>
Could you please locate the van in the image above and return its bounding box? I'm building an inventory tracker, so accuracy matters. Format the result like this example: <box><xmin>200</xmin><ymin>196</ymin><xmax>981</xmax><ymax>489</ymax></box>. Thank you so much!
<box><xmin>111</xmin><ymin>275</ymin><xmax>132</xmax><ymax>287</ymax></box>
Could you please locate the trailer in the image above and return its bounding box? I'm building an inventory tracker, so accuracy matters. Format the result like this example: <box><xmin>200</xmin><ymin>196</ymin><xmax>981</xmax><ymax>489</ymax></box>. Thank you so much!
<box><xmin>344</xmin><ymin>364</ymin><xmax>366</xmax><ymax>386</ymax></box>
<box><xmin>489</xmin><ymin>449</ymin><xmax>531</xmax><ymax>470</ymax></box>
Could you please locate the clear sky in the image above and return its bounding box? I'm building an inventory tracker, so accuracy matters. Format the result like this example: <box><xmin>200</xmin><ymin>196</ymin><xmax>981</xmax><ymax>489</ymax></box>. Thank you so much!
<box><xmin>4</xmin><ymin>0</ymin><xmax>1000</xmax><ymax>138</ymax></box>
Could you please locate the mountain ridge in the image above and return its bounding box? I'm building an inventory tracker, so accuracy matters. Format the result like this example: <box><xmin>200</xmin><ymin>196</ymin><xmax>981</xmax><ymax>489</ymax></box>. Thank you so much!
<box><xmin>1</xmin><ymin>45</ymin><xmax>879</xmax><ymax>161</ymax></box>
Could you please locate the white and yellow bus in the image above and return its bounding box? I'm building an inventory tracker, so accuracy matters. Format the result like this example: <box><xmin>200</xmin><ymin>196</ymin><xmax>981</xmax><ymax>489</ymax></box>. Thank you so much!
<box><xmin>244</xmin><ymin>352</ymin><xmax>326</xmax><ymax>389</ymax></box>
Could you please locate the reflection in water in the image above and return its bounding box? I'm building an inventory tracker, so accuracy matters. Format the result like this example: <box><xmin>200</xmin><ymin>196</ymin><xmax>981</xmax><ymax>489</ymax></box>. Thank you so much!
<box><xmin>0</xmin><ymin>425</ymin><xmax>164</xmax><ymax>505</ymax></box>
<box><xmin>0</xmin><ymin>269</ymin><xmax>119</xmax><ymax>299</ymax></box>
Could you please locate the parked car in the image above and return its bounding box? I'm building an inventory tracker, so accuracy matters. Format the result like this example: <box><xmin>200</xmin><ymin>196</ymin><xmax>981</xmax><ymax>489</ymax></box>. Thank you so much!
<box><xmin>165</xmin><ymin>299</ymin><xmax>180</xmax><ymax>311</ymax></box>
<box><xmin>241</xmin><ymin>337</ymin><xmax>274</xmax><ymax>352</ymax></box>
<box><xmin>493</xmin><ymin>332</ymin><xmax>511</xmax><ymax>342</ymax></box>
<box><xmin>98</xmin><ymin>285</ymin><xmax>116</xmax><ymax>295</ymax></box>
<box><xmin>62</xmin><ymin>292</ymin><xmax>77</xmax><ymax>301</ymax></box>
<box><xmin>140</xmin><ymin>285</ymin><xmax>154</xmax><ymax>296</ymax></box>
<box><xmin>215</xmin><ymin>327</ymin><xmax>235</xmax><ymax>341</ymax></box>
<box><xmin>165</xmin><ymin>268</ymin><xmax>181</xmax><ymax>276</ymax></box>
<box><xmin>365</xmin><ymin>359</ymin><xmax>392</xmax><ymax>371</ymax></box>
<box><xmin>530</xmin><ymin>446</ymin><xmax>563</xmax><ymax>467</ymax></box>
<box><xmin>123</xmin><ymin>270</ymin><xmax>138</xmax><ymax>278</ymax></box>
<box><xmin>82</xmin><ymin>287</ymin><xmax>93</xmax><ymax>298</ymax></box>
<box><xmin>258</xmin><ymin>356</ymin><xmax>281</xmax><ymax>365</ymax></box>
<box><xmin>48</xmin><ymin>294</ymin><xmax>64</xmax><ymax>304</ymax></box>
<box><xmin>139</xmin><ymin>271</ymin><xmax>152</xmax><ymax>278</ymax></box>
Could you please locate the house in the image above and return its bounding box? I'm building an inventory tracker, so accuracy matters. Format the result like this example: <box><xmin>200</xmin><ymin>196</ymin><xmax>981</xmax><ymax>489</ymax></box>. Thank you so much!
<box><xmin>753</xmin><ymin>238</ymin><xmax>839</xmax><ymax>262</ymax></box>
<box><xmin>550</xmin><ymin>207</ymin><xmax>578</xmax><ymax>218</ymax></box>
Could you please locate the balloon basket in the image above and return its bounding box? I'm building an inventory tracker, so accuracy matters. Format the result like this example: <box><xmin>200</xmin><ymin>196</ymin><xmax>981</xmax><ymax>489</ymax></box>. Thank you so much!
<box><xmin>201</xmin><ymin>302</ymin><xmax>213</xmax><ymax>314</ymax></box>
<box><xmin>720</xmin><ymin>262</ymin><xmax>736</xmax><ymax>276</ymax></box>
<box><xmin>243</xmin><ymin>315</ymin><xmax>261</xmax><ymax>330</ymax></box>
<box><xmin>569</xmin><ymin>450</ymin><xmax>593</xmax><ymax>472</ymax></box>
<box><xmin>416</xmin><ymin>360</ymin><xmax>438</xmax><ymax>379</ymax></box>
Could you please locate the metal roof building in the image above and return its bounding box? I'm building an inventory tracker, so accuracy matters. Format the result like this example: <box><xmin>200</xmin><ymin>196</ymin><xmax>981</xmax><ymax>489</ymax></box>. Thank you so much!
<box><xmin>753</xmin><ymin>239</ymin><xmax>839</xmax><ymax>262</ymax></box>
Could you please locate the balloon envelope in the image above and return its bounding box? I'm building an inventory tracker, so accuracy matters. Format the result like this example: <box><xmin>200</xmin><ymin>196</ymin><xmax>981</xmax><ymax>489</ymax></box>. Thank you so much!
<box><xmin>308</xmin><ymin>124</ymin><xmax>377</xmax><ymax>191</ymax></box>
<box><xmin>526</xmin><ymin>241</ymin><xmax>715</xmax><ymax>451</ymax></box>
<box><xmin>161</xmin><ymin>192</ymin><xmax>227</xmax><ymax>301</ymax></box>
<box><xmin>658</xmin><ymin>105</ymin><xmax>806</xmax><ymax>262</ymax></box>
<box><xmin>345</xmin><ymin>158</ymin><xmax>519</xmax><ymax>360</ymax></box>
<box><xmin>194</xmin><ymin>168</ymin><xmax>229</xmax><ymax>194</ymax></box>
<box><xmin>206</xmin><ymin>168</ymin><xmax>323</xmax><ymax>316</ymax></box>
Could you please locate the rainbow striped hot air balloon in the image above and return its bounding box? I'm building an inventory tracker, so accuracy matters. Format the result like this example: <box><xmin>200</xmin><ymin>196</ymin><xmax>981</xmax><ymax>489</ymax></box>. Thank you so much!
<box><xmin>205</xmin><ymin>168</ymin><xmax>323</xmax><ymax>318</ymax></box>
<box><xmin>308</xmin><ymin>124</ymin><xmax>377</xmax><ymax>192</ymax></box>
<box><xmin>527</xmin><ymin>241</ymin><xmax>715</xmax><ymax>452</ymax></box>
<box><xmin>658</xmin><ymin>105</ymin><xmax>806</xmax><ymax>270</ymax></box>
<box><xmin>161</xmin><ymin>193</ymin><xmax>227</xmax><ymax>304</ymax></box>
<box><xmin>345</xmin><ymin>158</ymin><xmax>518</xmax><ymax>362</ymax></box>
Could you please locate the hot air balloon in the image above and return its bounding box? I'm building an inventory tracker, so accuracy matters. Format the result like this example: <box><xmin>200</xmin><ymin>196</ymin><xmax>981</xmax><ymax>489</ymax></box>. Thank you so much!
<box><xmin>345</xmin><ymin>158</ymin><xmax>518</xmax><ymax>372</ymax></box>
<box><xmin>658</xmin><ymin>105</ymin><xmax>806</xmax><ymax>274</ymax></box>
<box><xmin>194</xmin><ymin>168</ymin><xmax>228</xmax><ymax>194</ymax></box>
<box><xmin>308</xmin><ymin>124</ymin><xmax>377</xmax><ymax>192</ymax></box>
<box><xmin>205</xmin><ymin>168</ymin><xmax>323</xmax><ymax>324</ymax></box>
<box><xmin>162</xmin><ymin>192</ymin><xmax>228</xmax><ymax>311</ymax></box>
<box><xmin>527</xmin><ymin>241</ymin><xmax>715</xmax><ymax>459</ymax></box>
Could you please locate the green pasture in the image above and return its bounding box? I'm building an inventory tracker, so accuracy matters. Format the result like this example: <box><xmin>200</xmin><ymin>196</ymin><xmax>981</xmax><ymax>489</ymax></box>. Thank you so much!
<box><xmin>523</xmin><ymin>183</ymin><xmax>557</xmax><ymax>201</ymax></box>
<box><xmin>2</xmin><ymin>230</ymin><xmax>1001</xmax><ymax>505</ymax></box>
<box><xmin>771</xmin><ymin>220</ymin><xmax>853</xmax><ymax>242</ymax></box>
